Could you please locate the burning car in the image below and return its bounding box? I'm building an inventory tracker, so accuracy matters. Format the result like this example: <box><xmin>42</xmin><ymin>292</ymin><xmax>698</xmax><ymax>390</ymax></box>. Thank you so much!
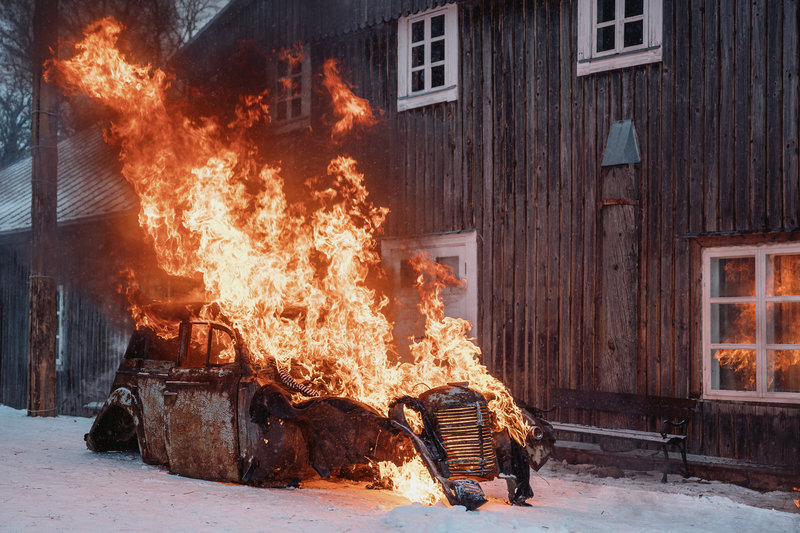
<box><xmin>86</xmin><ymin>304</ymin><xmax>554</xmax><ymax>509</ymax></box>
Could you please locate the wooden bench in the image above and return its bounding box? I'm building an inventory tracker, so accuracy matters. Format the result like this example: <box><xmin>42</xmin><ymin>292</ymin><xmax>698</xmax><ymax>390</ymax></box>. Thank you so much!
<box><xmin>547</xmin><ymin>389</ymin><xmax>696</xmax><ymax>482</ymax></box>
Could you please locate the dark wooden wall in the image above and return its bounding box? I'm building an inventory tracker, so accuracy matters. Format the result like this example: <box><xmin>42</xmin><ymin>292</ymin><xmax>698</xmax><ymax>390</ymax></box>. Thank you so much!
<box><xmin>170</xmin><ymin>0</ymin><xmax>800</xmax><ymax>469</ymax></box>
<box><xmin>0</xmin><ymin>227</ymin><xmax>133</xmax><ymax>417</ymax></box>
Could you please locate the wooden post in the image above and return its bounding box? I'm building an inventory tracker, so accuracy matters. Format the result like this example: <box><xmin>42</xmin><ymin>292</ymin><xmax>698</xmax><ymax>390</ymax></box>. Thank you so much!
<box><xmin>28</xmin><ymin>0</ymin><xmax>59</xmax><ymax>417</ymax></box>
<box><xmin>599</xmin><ymin>163</ymin><xmax>639</xmax><ymax>395</ymax></box>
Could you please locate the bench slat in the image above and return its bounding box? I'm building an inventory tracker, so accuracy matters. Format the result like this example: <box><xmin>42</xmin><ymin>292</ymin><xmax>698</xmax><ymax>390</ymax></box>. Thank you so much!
<box><xmin>550</xmin><ymin>422</ymin><xmax>686</xmax><ymax>443</ymax></box>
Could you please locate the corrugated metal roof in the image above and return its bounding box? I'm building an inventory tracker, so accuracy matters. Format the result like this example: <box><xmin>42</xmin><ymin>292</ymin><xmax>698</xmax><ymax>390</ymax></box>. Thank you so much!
<box><xmin>0</xmin><ymin>127</ymin><xmax>138</xmax><ymax>236</ymax></box>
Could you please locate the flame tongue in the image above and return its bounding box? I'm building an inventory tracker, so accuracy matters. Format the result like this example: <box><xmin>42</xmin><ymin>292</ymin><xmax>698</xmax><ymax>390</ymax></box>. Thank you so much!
<box><xmin>52</xmin><ymin>18</ymin><xmax>531</xmax><ymax>503</ymax></box>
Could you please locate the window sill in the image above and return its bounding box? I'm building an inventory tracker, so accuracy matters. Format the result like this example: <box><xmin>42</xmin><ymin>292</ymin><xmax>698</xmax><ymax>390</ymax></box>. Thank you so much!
<box><xmin>702</xmin><ymin>391</ymin><xmax>800</xmax><ymax>406</ymax></box>
<box><xmin>576</xmin><ymin>46</ymin><xmax>662</xmax><ymax>76</ymax></box>
<box><xmin>397</xmin><ymin>85</ymin><xmax>458</xmax><ymax>112</ymax></box>
<box><xmin>269</xmin><ymin>116</ymin><xmax>311</xmax><ymax>135</ymax></box>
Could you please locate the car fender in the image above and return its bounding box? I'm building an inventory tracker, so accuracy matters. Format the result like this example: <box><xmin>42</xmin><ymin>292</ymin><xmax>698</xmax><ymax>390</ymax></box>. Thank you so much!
<box><xmin>85</xmin><ymin>387</ymin><xmax>152</xmax><ymax>461</ymax></box>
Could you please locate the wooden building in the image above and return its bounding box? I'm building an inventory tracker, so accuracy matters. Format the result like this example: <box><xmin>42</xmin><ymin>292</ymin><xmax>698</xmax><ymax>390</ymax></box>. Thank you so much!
<box><xmin>176</xmin><ymin>0</ymin><xmax>800</xmax><ymax>485</ymax></box>
<box><xmin>0</xmin><ymin>128</ymin><xmax>141</xmax><ymax>416</ymax></box>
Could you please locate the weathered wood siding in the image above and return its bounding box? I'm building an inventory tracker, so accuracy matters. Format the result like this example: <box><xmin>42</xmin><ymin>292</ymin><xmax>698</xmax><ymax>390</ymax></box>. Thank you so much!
<box><xmin>178</xmin><ymin>0</ymin><xmax>800</xmax><ymax>469</ymax></box>
<box><xmin>0</xmin><ymin>239</ymin><xmax>131</xmax><ymax>416</ymax></box>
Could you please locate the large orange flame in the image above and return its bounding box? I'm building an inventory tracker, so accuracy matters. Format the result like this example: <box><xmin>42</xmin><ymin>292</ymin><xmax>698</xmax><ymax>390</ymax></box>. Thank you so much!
<box><xmin>50</xmin><ymin>18</ymin><xmax>530</xmax><ymax>501</ymax></box>
<box><xmin>322</xmin><ymin>58</ymin><xmax>377</xmax><ymax>139</ymax></box>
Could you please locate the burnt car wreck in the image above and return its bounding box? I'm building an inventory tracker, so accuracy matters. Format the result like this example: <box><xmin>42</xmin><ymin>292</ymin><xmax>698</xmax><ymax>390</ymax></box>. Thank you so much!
<box><xmin>86</xmin><ymin>305</ymin><xmax>554</xmax><ymax>510</ymax></box>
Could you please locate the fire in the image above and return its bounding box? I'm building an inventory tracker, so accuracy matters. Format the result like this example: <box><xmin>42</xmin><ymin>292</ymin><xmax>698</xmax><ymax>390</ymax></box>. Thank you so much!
<box><xmin>378</xmin><ymin>457</ymin><xmax>444</xmax><ymax>505</ymax></box>
<box><xmin>322</xmin><ymin>58</ymin><xmax>378</xmax><ymax>139</ymax></box>
<box><xmin>715</xmin><ymin>256</ymin><xmax>800</xmax><ymax>391</ymax></box>
<box><xmin>50</xmin><ymin>18</ymin><xmax>530</xmax><ymax>497</ymax></box>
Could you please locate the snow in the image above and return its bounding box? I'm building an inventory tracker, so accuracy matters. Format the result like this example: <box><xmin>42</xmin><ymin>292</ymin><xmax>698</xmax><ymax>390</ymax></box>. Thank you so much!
<box><xmin>0</xmin><ymin>405</ymin><xmax>797</xmax><ymax>532</ymax></box>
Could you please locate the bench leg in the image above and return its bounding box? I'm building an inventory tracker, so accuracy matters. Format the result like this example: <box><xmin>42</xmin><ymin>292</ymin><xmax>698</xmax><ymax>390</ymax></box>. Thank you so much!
<box><xmin>661</xmin><ymin>444</ymin><xmax>669</xmax><ymax>483</ymax></box>
<box><xmin>679</xmin><ymin>442</ymin><xmax>690</xmax><ymax>478</ymax></box>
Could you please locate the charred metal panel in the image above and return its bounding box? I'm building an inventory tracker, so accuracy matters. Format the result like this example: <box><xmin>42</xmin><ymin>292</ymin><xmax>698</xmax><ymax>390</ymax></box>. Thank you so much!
<box><xmin>247</xmin><ymin>383</ymin><xmax>414</xmax><ymax>484</ymax></box>
<box><xmin>164</xmin><ymin>366</ymin><xmax>240</xmax><ymax>482</ymax></box>
<box><xmin>133</xmin><ymin>363</ymin><xmax>172</xmax><ymax>465</ymax></box>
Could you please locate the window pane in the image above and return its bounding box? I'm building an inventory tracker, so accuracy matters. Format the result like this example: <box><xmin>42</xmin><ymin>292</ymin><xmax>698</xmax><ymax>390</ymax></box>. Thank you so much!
<box><xmin>625</xmin><ymin>0</ymin><xmax>643</xmax><ymax>17</ymax></box>
<box><xmin>412</xmin><ymin>20</ymin><xmax>425</xmax><ymax>43</ymax></box>
<box><xmin>768</xmin><ymin>350</ymin><xmax>800</xmax><ymax>393</ymax></box>
<box><xmin>766</xmin><ymin>302</ymin><xmax>800</xmax><ymax>344</ymax></box>
<box><xmin>412</xmin><ymin>45</ymin><xmax>425</xmax><ymax>68</ymax></box>
<box><xmin>277</xmin><ymin>60</ymin><xmax>288</xmax><ymax>78</ymax></box>
<box><xmin>597</xmin><ymin>0</ymin><xmax>615</xmax><ymax>23</ymax></box>
<box><xmin>275</xmin><ymin>101</ymin><xmax>287</xmax><ymax>121</ymax></box>
<box><xmin>710</xmin><ymin>303</ymin><xmax>755</xmax><ymax>344</ymax></box>
<box><xmin>436</xmin><ymin>256</ymin><xmax>460</xmax><ymax>279</ymax></box>
<box><xmin>412</xmin><ymin>69</ymin><xmax>425</xmax><ymax>92</ymax></box>
<box><xmin>710</xmin><ymin>257</ymin><xmax>755</xmax><ymax>297</ymax></box>
<box><xmin>431</xmin><ymin>39</ymin><xmax>445</xmax><ymax>63</ymax></box>
<box><xmin>291</xmin><ymin>97</ymin><xmax>302</xmax><ymax>117</ymax></box>
<box><xmin>431</xmin><ymin>14</ymin><xmax>445</xmax><ymax>38</ymax></box>
<box><xmin>209</xmin><ymin>328</ymin><xmax>236</xmax><ymax>365</ymax></box>
<box><xmin>597</xmin><ymin>26</ymin><xmax>615</xmax><ymax>52</ymax></box>
<box><xmin>185</xmin><ymin>325</ymin><xmax>208</xmax><ymax>367</ymax></box>
<box><xmin>712</xmin><ymin>349</ymin><xmax>756</xmax><ymax>391</ymax></box>
<box><xmin>623</xmin><ymin>20</ymin><xmax>643</xmax><ymax>47</ymax></box>
<box><xmin>767</xmin><ymin>254</ymin><xmax>800</xmax><ymax>296</ymax></box>
<box><xmin>431</xmin><ymin>65</ymin><xmax>445</xmax><ymax>87</ymax></box>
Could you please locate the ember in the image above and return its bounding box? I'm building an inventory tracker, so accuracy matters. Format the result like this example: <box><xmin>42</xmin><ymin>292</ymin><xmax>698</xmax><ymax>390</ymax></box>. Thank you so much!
<box><xmin>51</xmin><ymin>18</ymin><xmax>550</xmax><ymax>506</ymax></box>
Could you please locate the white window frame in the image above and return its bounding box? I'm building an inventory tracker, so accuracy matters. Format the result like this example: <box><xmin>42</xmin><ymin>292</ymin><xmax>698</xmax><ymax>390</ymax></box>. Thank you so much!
<box><xmin>380</xmin><ymin>230</ymin><xmax>478</xmax><ymax>339</ymax></box>
<box><xmin>397</xmin><ymin>3</ymin><xmax>459</xmax><ymax>112</ymax></box>
<box><xmin>576</xmin><ymin>0</ymin><xmax>662</xmax><ymax>76</ymax></box>
<box><xmin>271</xmin><ymin>44</ymin><xmax>311</xmax><ymax>133</ymax></box>
<box><xmin>56</xmin><ymin>284</ymin><xmax>66</xmax><ymax>370</ymax></box>
<box><xmin>702</xmin><ymin>243</ymin><xmax>800</xmax><ymax>404</ymax></box>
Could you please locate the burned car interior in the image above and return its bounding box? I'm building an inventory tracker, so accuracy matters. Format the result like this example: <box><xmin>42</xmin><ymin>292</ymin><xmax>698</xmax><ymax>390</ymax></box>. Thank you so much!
<box><xmin>86</xmin><ymin>304</ymin><xmax>555</xmax><ymax>510</ymax></box>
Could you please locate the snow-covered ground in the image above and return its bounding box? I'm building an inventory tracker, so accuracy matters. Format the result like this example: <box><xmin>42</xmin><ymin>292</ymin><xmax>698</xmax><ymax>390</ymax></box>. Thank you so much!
<box><xmin>0</xmin><ymin>405</ymin><xmax>796</xmax><ymax>532</ymax></box>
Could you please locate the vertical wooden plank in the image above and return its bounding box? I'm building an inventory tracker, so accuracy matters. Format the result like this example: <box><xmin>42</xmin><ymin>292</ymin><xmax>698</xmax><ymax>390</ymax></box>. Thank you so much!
<box><xmin>634</xmin><ymin>65</ymin><xmax>649</xmax><ymax>395</ymax></box>
<box><xmin>718</xmin><ymin>1</ymin><xmax>734</xmax><ymax>232</ymax></box>
<box><xmin>688</xmin><ymin>0</ymin><xmax>704</xmax><ymax>233</ymax></box>
<box><xmin>766</xmin><ymin>1</ymin><xmax>784</xmax><ymax>230</ymax></box>
<box><xmin>673</xmin><ymin>0</ymin><xmax>691</xmax><ymax>398</ymax></box>
<box><xmin>785</xmin><ymin>0</ymin><xmax>800</xmax><ymax>229</ymax></box>
<box><xmin>501</xmin><ymin>0</ymin><xmax>514</xmax><ymax>387</ymax></box>
<box><xmin>545</xmin><ymin>0</ymin><xmax>560</xmax><ymax>404</ymax></box>
<box><xmin>480</xmin><ymin>1</ymin><xmax>495</xmax><ymax>369</ymax></box>
<box><xmin>569</xmin><ymin>0</ymin><xmax>584</xmax><ymax>393</ymax></box>
<box><xmin>581</xmin><ymin>71</ymin><xmax>597</xmax><ymax>397</ymax></box>
<box><xmin>734</xmin><ymin>0</ymin><xmax>751</xmax><ymax>231</ymax></box>
<box><xmin>751</xmin><ymin>0</ymin><xmax>767</xmax><ymax>229</ymax></box>
<box><xmin>703</xmin><ymin>0</ymin><xmax>719</xmax><ymax>233</ymax></box>
<box><xmin>659</xmin><ymin>0</ymin><xmax>675</xmax><ymax>396</ymax></box>
<box><xmin>532</xmin><ymin>0</ymin><xmax>548</xmax><ymax>406</ymax></box>
<box><xmin>524</xmin><ymin>0</ymin><xmax>537</xmax><ymax>403</ymax></box>
<box><xmin>556</xmin><ymin>0</ymin><xmax>571</xmax><ymax>396</ymax></box>
<box><xmin>512</xmin><ymin>0</ymin><xmax>527</xmax><ymax>398</ymax></box>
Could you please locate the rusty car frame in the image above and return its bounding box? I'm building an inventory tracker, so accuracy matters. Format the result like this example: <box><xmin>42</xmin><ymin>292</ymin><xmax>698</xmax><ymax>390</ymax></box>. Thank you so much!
<box><xmin>86</xmin><ymin>304</ymin><xmax>554</xmax><ymax>509</ymax></box>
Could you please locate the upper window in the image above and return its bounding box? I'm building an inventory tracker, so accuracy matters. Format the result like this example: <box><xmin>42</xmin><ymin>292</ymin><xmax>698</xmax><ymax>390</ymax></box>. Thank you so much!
<box><xmin>272</xmin><ymin>44</ymin><xmax>311</xmax><ymax>132</ymax></box>
<box><xmin>576</xmin><ymin>0</ymin><xmax>662</xmax><ymax>76</ymax></box>
<box><xmin>397</xmin><ymin>4</ymin><xmax>458</xmax><ymax>111</ymax></box>
<box><xmin>703</xmin><ymin>244</ymin><xmax>800</xmax><ymax>403</ymax></box>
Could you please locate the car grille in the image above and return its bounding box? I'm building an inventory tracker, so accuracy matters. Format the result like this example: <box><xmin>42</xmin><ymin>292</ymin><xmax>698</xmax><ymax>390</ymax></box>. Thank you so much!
<box><xmin>433</xmin><ymin>402</ymin><xmax>498</xmax><ymax>480</ymax></box>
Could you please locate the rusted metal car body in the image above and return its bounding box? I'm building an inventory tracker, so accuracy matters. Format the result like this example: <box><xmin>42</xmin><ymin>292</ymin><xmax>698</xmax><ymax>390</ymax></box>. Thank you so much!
<box><xmin>86</xmin><ymin>305</ymin><xmax>554</xmax><ymax>507</ymax></box>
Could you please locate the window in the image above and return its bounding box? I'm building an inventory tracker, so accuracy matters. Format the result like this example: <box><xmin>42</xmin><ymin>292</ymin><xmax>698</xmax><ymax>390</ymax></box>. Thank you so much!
<box><xmin>181</xmin><ymin>322</ymin><xmax>237</xmax><ymax>367</ymax></box>
<box><xmin>272</xmin><ymin>44</ymin><xmax>310</xmax><ymax>131</ymax></box>
<box><xmin>381</xmin><ymin>231</ymin><xmax>477</xmax><ymax>357</ymax></box>
<box><xmin>703</xmin><ymin>244</ymin><xmax>800</xmax><ymax>403</ymax></box>
<box><xmin>397</xmin><ymin>4</ymin><xmax>458</xmax><ymax>111</ymax></box>
<box><xmin>576</xmin><ymin>0</ymin><xmax>662</xmax><ymax>76</ymax></box>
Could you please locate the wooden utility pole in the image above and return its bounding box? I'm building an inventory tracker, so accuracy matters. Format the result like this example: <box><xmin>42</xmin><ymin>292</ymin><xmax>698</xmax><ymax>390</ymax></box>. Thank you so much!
<box><xmin>28</xmin><ymin>0</ymin><xmax>59</xmax><ymax>417</ymax></box>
